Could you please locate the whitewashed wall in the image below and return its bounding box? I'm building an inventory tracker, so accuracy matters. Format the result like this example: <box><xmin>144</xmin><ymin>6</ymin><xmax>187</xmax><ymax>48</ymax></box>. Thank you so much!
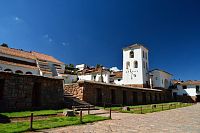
<box><xmin>114</xmin><ymin>78</ymin><xmax>123</xmax><ymax>85</ymax></box>
<box><xmin>123</xmin><ymin>46</ymin><xmax>149</xmax><ymax>85</ymax></box>
<box><xmin>173</xmin><ymin>85</ymin><xmax>199</xmax><ymax>96</ymax></box>
<box><xmin>151</xmin><ymin>70</ymin><xmax>172</xmax><ymax>89</ymax></box>
<box><xmin>78</xmin><ymin>72</ymin><xmax>110</xmax><ymax>83</ymax></box>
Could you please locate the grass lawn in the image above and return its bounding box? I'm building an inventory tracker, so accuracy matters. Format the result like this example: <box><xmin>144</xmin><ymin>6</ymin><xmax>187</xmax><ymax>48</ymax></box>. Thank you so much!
<box><xmin>103</xmin><ymin>102</ymin><xmax>193</xmax><ymax>114</ymax></box>
<box><xmin>0</xmin><ymin>109</ymin><xmax>64</xmax><ymax>118</ymax></box>
<box><xmin>0</xmin><ymin>115</ymin><xmax>109</xmax><ymax>133</ymax></box>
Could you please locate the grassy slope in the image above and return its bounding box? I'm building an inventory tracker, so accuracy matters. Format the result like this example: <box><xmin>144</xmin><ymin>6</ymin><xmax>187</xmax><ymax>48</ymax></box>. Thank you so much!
<box><xmin>104</xmin><ymin>102</ymin><xmax>193</xmax><ymax>114</ymax></box>
<box><xmin>0</xmin><ymin>109</ymin><xmax>64</xmax><ymax>118</ymax></box>
<box><xmin>0</xmin><ymin>115</ymin><xmax>109</xmax><ymax>133</ymax></box>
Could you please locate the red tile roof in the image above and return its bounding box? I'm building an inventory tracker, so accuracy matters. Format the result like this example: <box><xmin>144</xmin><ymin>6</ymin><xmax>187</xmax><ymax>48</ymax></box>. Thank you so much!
<box><xmin>32</xmin><ymin>51</ymin><xmax>63</xmax><ymax>64</ymax></box>
<box><xmin>173</xmin><ymin>80</ymin><xmax>200</xmax><ymax>85</ymax></box>
<box><xmin>0</xmin><ymin>46</ymin><xmax>35</xmax><ymax>60</ymax></box>
<box><xmin>113</xmin><ymin>71</ymin><xmax>122</xmax><ymax>78</ymax></box>
<box><xmin>78</xmin><ymin>67</ymin><xmax>110</xmax><ymax>75</ymax></box>
<box><xmin>182</xmin><ymin>80</ymin><xmax>200</xmax><ymax>85</ymax></box>
<box><xmin>0</xmin><ymin>46</ymin><xmax>63</xmax><ymax>64</ymax></box>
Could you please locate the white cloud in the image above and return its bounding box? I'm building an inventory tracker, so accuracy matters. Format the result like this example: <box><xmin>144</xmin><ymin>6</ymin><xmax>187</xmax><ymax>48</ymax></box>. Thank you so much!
<box><xmin>48</xmin><ymin>38</ymin><xmax>53</xmax><ymax>42</ymax></box>
<box><xmin>43</xmin><ymin>34</ymin><xmax>49</xmax><ymax>38</ymax></box>
<box><xmin>110</xmin><ymin>67</ymin><xmax>122</xmax><ymax>72</ymax></box>
<box><xmin>43</xmin><ymin>34</ymin><xmax>53</xmax><ymax>43</ymax></box>
<box><xmin>13</xmin><ymin>16</ymin><xmax>23</xmax><ymax>23</ymax></box>
<box><xmin>62</xmin><ymin>42</ymin><xmax>69</xmax><ymax>46</ymax></box>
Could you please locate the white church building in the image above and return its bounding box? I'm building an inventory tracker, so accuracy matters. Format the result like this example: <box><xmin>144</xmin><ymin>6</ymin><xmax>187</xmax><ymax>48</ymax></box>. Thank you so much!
<box><xmin>76</xmin><ymin>44</ymin><xmax>173</xmax><ymax>90</ymax></box>
<box><xmin>122</xmin><ymin>44</ymin><xmax>150</xmax><ymax>88</ymax></box>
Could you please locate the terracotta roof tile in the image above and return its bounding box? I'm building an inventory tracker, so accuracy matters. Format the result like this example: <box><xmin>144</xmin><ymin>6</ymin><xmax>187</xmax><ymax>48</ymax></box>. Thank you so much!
<box><xmin>0</xmin><ymin>46</ymin><xmax>35</xmax><ymax>60</ymax></box>
<box><xmin>0</xmin><ymin>46</ymin><xmax>63</xmax><ymax>64</ymax></box>
<box><xmin>182</xmin><ymin>80</ymin><xmax>200</xmax><ymax>85</ymax></box>
<box><xmin>32</xmin><ymin>51</ymin><xmax>63</xmax><ymax>64</ymax></box>
<box><xmin>113</xmin><ymin>71</ymin><xmax>122</xmax><ymax>78</ymax></box>
<box><xmin>78</xmin><ymin>68</ymin><xmax>110</xmax><ymax>75</ymax></box>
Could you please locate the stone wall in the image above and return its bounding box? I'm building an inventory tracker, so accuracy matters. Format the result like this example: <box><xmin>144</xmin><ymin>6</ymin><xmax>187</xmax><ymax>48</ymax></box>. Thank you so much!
<box><xmin>64</xmin><ymin>80</ymin><xmax>172</xmax><ymax>106</ymax></box>
<box><xmin>64</xmin><ymin>83</ymin><xmax>84</xmax><ymax>100</ymax></box>
<box><xmin>0</xmin><ymin>72</ymin><xmax>64</xmax><ymax>112</ymax></box>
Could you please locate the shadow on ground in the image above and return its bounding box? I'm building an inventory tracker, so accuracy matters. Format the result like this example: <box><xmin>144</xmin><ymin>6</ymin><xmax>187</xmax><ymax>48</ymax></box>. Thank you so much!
<box><xmin>0</xmin><ymin>114</ymin><xmax>10</xmax><ymax>123</ymax></box>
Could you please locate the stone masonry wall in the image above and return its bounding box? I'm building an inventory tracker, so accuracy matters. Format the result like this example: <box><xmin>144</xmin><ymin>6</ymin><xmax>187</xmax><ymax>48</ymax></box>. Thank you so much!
<box><xmin>64</xmin><ymin>83</ymin><xmax>83</xmax><ymax>100</ymax></box>
<box><xmin>0</xmin><ymin>72</ymin><xmax>64</xmax><ymax>112</ymax></box>
<box><xmin>64</xmin><ymin>80</ymin><xmax>172</xmax><ymax>106</ymax></box>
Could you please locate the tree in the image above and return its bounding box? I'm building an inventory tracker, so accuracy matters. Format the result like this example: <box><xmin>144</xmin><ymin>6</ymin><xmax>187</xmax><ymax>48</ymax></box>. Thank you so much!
<box><xmin>96</xmin><ymin>64</ymin><xmax>103</xmax><ymax>68</ymax></box>
<box><xmin>69</xmin><ymin>64</ymin><xmax>74</xmax><ymax>68</ymax></box>
<box><xmin>1</xmin><ymin>43</ymin><xmax>8</xmax><ymax>47</ymax></box>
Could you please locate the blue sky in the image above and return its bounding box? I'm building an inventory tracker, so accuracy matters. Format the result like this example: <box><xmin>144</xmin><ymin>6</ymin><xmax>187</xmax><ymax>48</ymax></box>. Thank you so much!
<box><xmin>0</xmin><ymin>0</ymin><xmax>200</xmax><ymax>80</ymax></box>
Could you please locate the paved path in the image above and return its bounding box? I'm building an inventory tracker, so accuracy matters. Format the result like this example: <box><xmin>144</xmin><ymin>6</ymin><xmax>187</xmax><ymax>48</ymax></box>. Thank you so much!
<box><xmin>41</xmin><ymin>104</ymin><xmax>200</xmax><ymax>133</ymax></box>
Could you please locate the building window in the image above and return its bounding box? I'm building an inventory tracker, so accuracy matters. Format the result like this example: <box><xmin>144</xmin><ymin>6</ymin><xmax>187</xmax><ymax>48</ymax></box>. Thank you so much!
<box><xmin>4</xmin><ymin>69</ymin><xmax>13</xmax><ymax>73</ymax></box>
<box><xmin>156</xmin><ymin>77</ymin><xmax>158</xmax><ymax>80</ymax></box>
<box><xmin>146</xmin><ymin>62</ymin><xmax>148</xmax><ymax>70</ymax></box>
<box><xmin>129</xmin><ymin>51</ymin><xmax>134</xmax><ymax>58</ymax></box>
<box><xmin>93</xmin><ymin>75</ymin><xmax>96</xmax><ymax>81</ymax></box>
<box><xmin>143</xmin><ymin>51</ymin><xmax>145</xmax><ymax>58</ymax></box>
<box><xmin>26</xmin><ymin>72</ymin><xmax>32</xmax><ymax>75</ymax></box>
<box><xmin>196</xmin><ymin>86</ymin><xmax>200</xmax><ymax>93</ymax></box>
<box><xmin>134</xmin><ymin>61</ymin><xmax>138</xmax><ymax>68</ymax></box>
<box><xmin>183</xmin><ymin>85</ymin><xmax>187</xmax><ymax>89</ymax></box>
<box><xmin>143</xmin><ymin>61</ymin><xmax>145</xmax><ymax>69</ymax></box>
<box><xmin>126</xmin><ymin>61</ymin><xmax>130</xmax><ymax>69</ymax></box>
<box><xmin>134</xmin><ymin>74</ymin><xmax>136</xmax><ymax>77</ymax></box>
<box><xmin>118</xmin><ymin>79</ymin><xmax>121</xmax><ymax>81</ymax></box>
<box><xmin>145</xmin><ymin>53</ymin><xmax>148</xmax><ymax>59</ymax></box>
<box><xmin>15</xmin><ymin>70</ymin><xmax>23</xmax><ymax>74</ymax></box>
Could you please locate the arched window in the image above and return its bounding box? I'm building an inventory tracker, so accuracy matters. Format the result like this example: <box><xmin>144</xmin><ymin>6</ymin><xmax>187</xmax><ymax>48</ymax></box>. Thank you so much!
<box><xmin>26</xmin><ymin>72</ymin><xmax>32</xmax><ymax>75</ymax></box>
<box><xmin>126</xmin><ymin>61</ymin><xmax>130</xmax><ymax>69</ymax></box>
<box><xmin>134</xmin><ymin>61</ymin><xmax>138</xmax><ymax>68</ymax></box>
<box><xmin>129</xmin><ymin>51</ymin><xmax>134</xmax><ymax>58</ymax></box>
<box><xmin>143</xmin><ymin>51</ymin><xmax>145</xmax><ymax>58</ymax></box>
<box><xmin>4</xmin><ymin>69</ymin><xmax>13</xmax><ymax>73</ymax></box>
<box><xmin>146</xmin><ymin>62</ymin><xmax>148</xmax><ymax>70</ymax></box>
<box><xmin>15</xmin><ymin>70</ymin><xmax>23</xmax><ymax>74</ymax></box>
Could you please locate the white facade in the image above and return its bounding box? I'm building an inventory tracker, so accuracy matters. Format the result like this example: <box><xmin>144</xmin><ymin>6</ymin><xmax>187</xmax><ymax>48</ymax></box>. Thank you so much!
<box><xmin>122</xmin><ymin>44</ymin><xmax>149</xmax><ymax>86</ymax></box>
<box><xmin>114</xmin><ymin>78</ymin><xmax>123</xmax><ymax>85</ymax></box>
<box><xmin>78</xmin><ymin>71</ymin><xmax>110</xmax><ymax>83</ymax></box>
<box><xmin>151</xmin><ymin>69</ymin><xmax>172</xmax><ymax>89</ymax></box>
<box><xmin>76</xmin><ymin>64</ymin><xmax>87</xmax><ymax>71</ymax></box>
<box><xmin>173</xmin><ymin>84</ymin><xmax>200</xmax><ymax>97</ymax></box>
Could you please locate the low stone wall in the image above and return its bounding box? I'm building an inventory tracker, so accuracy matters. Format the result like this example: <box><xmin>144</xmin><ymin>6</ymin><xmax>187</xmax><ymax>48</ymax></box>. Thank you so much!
<box><xmin>0</xmin><ymin>72</ymin><xmax>64</xmax><ymax>112</ymax></box>
<box><xmin>64</xmin><ymin>80</ymin><xmax>172</xmax><ymax>106</ymax></box>
<box><xmin>64</xmin><ymin>83</ymin><xmax>83</xmax><ymax>100</ymax></box>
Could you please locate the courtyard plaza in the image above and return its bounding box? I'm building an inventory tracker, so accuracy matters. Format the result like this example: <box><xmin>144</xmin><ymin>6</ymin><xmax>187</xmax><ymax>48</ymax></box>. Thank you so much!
<box><xmin>39</xmin><ymin>103</ymin><xmax>200</xmax><ymax>133</ymax></box>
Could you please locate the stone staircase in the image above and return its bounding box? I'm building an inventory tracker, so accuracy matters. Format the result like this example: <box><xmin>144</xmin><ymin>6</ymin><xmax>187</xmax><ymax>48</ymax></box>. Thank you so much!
<box><xmin>64</xmin><ymin>93</ymin><xmax>91</xmax><ymax>108</ymax></box>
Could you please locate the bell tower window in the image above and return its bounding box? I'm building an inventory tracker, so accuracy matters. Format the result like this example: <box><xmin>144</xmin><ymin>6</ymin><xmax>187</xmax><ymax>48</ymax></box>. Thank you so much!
<box><xmin>134</xmin><ymin>61</ymin><xmax>138</xmax><ymax>68</ymax></box>
<box><xmin>129</xmin><ymin>51</ymin><xmax>134</xmax><ymax>58</ymax></box>
<box><xmin>126</xmin><ymin>61</ymin><xmax>130</xmax><ymax>69</ymax></box>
